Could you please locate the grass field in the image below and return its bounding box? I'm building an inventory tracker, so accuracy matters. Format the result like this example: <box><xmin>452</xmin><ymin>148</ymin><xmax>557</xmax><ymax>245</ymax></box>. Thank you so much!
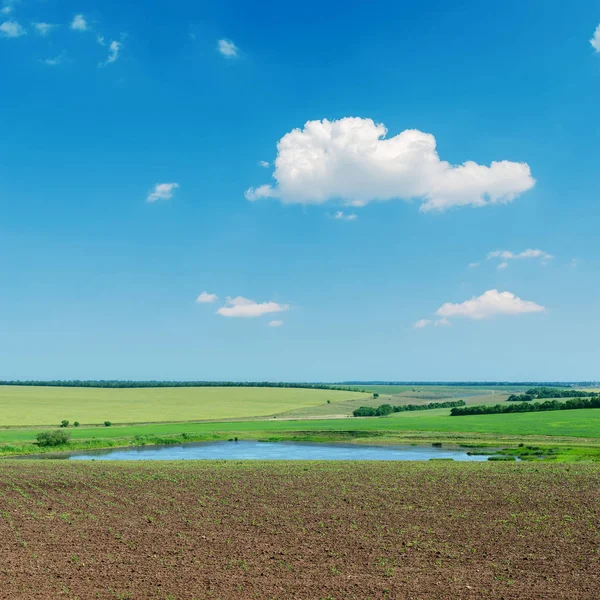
<box><xmin>0</xmin><ymin>385</ymin><xmax>368</xmax><ymax>426</ymax></box>
<box><xmin>1</xmin><ymin>384</ymin><xmax>599</xmax><ymax>458</ymax></box>
<box><xmin>1</xmin><ymin>408</ymin><xmax>600</xmax><ymax>446</ymax></box>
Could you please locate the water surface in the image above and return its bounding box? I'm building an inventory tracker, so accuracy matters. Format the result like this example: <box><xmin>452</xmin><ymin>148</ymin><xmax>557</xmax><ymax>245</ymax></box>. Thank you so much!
<box><xmin>48</xmin><ymin>440</ymin><xmax>493</xmax><ymax>461</ymax></box>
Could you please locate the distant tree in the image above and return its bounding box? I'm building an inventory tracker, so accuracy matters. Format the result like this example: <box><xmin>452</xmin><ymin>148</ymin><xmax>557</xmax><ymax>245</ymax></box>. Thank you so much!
<box><xmin>353</xmin><ymin>406</ymin><xmax>378</xmax><ymax>417</ymax></box>
<box><xmin>104</xmin><ymin>421</ymin><xmax>112</xmax><ymax>427</ymax></box>
<box><xmin>373</xmin><ymin>393</ymin><xmax>379</xmax><ymax>399</ymax></box>
<box><xmin>73</xmin><ymin>421</ymin><xmax>80</xmax><ymax>427</ymax></box>
<box><xmin>37</xmin><ymin>430</ymin><xmax>70</xmax><ymax>447</ymax></box>
<box><xmin>60</xmin><ymin>420</ymin><xmax>69</xmax><ymax>428</ymax></box>
<box><xmin>375</xmin><ymin>404</ymin><xmax>393</xmax><ymax>416</ymax></box>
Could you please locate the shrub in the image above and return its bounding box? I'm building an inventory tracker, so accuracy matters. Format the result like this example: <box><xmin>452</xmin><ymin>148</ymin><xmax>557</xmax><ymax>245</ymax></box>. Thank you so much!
<box><xmin>375</xmin><ymin>403</ymin><xmax>393</xmax><ymax>416</ymax></box>
<box><xmin>60</xmin><ymin>420</ymin><xmax>69</xmax><ymax>428</ymax></box>
<box><xmin>104</xmin><ymin>421</ymin><xmax>112</xmax><ymax>427</ymax></box>
<box><xmin>353</xmin><ymin>406</ymin><xmax>378</xmax><ymax>417</ymax></box>
<box><xmin>373</xmin><ymin>393</ymin><xmax>379</xmax><ymax>399</ymax></box>
<box><xmin>74</xmin><ymin>421</ymin><xmax>80</xmax><ymax>427</ymax></box>
<box><xmin>36</xmin><ymin>430</ymin><xmax>71</xmax><ymax>447</ymax></box>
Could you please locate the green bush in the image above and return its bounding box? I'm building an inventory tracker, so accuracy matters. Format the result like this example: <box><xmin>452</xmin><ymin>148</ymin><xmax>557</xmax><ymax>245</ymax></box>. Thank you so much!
<box><xmin>104</xmin><ymin>421</ymin><xmax>112</xmax><ymax>427</ymax></box>
<box><xmin>353</xmin><ymin>406</ymin><xmax>378</xmax><ymax>417</ymax></box>
<box><xmin>36</xmin><ymin>430</ymin><xmax>71</xmax><ymax>447</ymax></box>
<box><xmin>73</xmin><ymin>421</ymin><xmax>80</xmax><ymax>427</ymax></box>
<box><xmin>60</xmin><ymin>420</ymin><xmax>69</xmax><ymax>428</ymax></box>
<box><xmin>375</xmin><ymin>403</ymin><xmax>393</xmax><ymax>416</ymax></box>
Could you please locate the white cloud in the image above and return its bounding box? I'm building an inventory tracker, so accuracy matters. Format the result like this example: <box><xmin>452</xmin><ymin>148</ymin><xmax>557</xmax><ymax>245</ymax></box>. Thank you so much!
<box><xmin>414</xmin><ymin>319</ymin><xmax>432</xmax><ymax>329</ymax></box>
<box><xmin>217</xmin><ymin>38</ymin><xmax>238</xmax><ymax>58</ymax></box>
<box><xmin>99</xmin><ymin>40</ymin><xmax>122</xmax><ymax>66</ymax></box>
<box><xmin>147</xmin><ymin>182</ymin><xmax>179</xmax><ymax>203</ymax></box>
<box><xmin>436</xmin><ymin>289</ymin><xmax>545</xmax><ymax>321</ymax></box>
<box><xmin>245</xmin><ymin>117</ymin><xmax>535</xmax><ymax>212</ymax></box>
<box><xmin>196</xmin><ymin>292</ymin><xmax>218</xmax><ymax>304</ymax></box>
<box><xmin>0</xmin><ymin>20</ymin><xmax>25</xmax><ymax>37</ymax></box>
<box><xmin>467</xmin><ymin>262</ymin><xmax>480</xmax><ymax>268</ymax></box>
<box><xmin>487</xmin><ymin>248</ymin><xmax>553</xmax><ymax>262</ymax></box>
<box><xmin>570</xmin><ymin>258</ymin><xmax>578</xmax><ymax>268</ymax></box>
<box><xmin>33</xmin><ymin>22</ymin><xmax>57</xmax><ymax>35</ymax></box>
<box><xmin>333</xmin><ymin>210</ymin><xmax>357</xmax><ymax>221</ymax></box>
<box><xmin>497</xmin><ymin>262</ymin><xmax>508</xmax><ymax>270</ymax></box>
<box><xmin>43</xmin><ymin>52</ymin><xmax>65</xmax><ymax>66</ymax></box>
<box><xmin>268</xmin><ymin>320</ymin><xmax>284</xmax><ymax>327</ymax></box>
<box><xmin>97</xmin><ymin>34</ymin><xmax>105</xmax><ymax>45</ymax></box>
<box><xmin>591</xmin><ymin>24</ymin><xmax>600</xmax><ymax>52</ymax></box>
<box><xmin>217</xmin><ymin>297</ymin><xmax>290</xmax><ymax>318</ymax></box>
<box><xmin>415</xmin><ymin>318</ymin><xmax>451</xmax><ymax>329</ymax></box>
<box><xmin>1</xmin><ymin>7</ymin><xmax>13</xmax><ymax>15</ymax></box>
<box><xmin>259</xmin><ymin>160</ymin><xmax>270</xmax><ymax>168</ymax></box>
<box><xmin>71</xmin><ymin>14</ymin><xmax>87</xmax><ymax>32</ymax></box>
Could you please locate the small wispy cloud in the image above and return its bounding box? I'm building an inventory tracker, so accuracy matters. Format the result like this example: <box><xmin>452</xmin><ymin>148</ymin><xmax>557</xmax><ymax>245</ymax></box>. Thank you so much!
<box><xmin>33</xmin><ymin>22</ymin><xmax>57</xmax><ymax>36</ymax></box>
<box><xmin>217</xmin><ymin>38</ymin><xmax>238</xmax><ymax>58</ymax></box>
<box><xmin>467</xmin><ymin>262</ymin><xmax>480</xmax><ymax>268</ymax></box>
<box><xmin>332</xmin><ymin>211</ymin><xmax>357</xmax><ymax>221</ymax></box>
<box><xmin>99</xmin><ymin>39</ymin><xmax>122</xmax><ymax>66</ymax></box>
<box><xmin>43</xmin><ymin>52</ymin><xmax>66</xmax><ymax>66</ymax></box>
<box><xmin>0</xmin><ymin>19</ymin><xmax>25</xmax><ymax>37</ymax></box>
<box><xmin>196</xmin><ymin>292</ymin><xmax>218</xmax><ymax>304</ymax></box>
<box><xmin>70</xmin><ymin>14</ymin><xmax>87</xmax><ymax>32</ymax></box>
<box><xmin>0</xmin><ymin>0</ymin><xmax>17</xmax><ymax>16</ymax></box>
<box><xmin>259</xmin><ymin>161</ymin><xmax>270</xmax><ymax>168</ymax></box>
<box><xmin>147</xmin><ymin>183</ymin><xmax>179</xmax><ymax>203</ymax></box>
<box><xmin>415</xmin><ymin>318</ymin><xmax>450</xmax><ymax>329</ymax></box>
<box><xmin>217</xmin><ymin>297</ymin><xmax>290</xmax><ymax>318</ymax></box>
<box><xmin>482</xmin><ymin>248</ymin><xmax>553</xmax><ymax>270</ymax></box>
<box><xmin>591</xmin><ymin>23</ymin><xmax>600</xmax><ymax>52</ymax></box>
<box><xmin>434</xmin><ymin>318</ymin><xmax>451</xmax><ymax>327</ymax></box>
<box><xmin>414</xmin><ymin>319</ymin><xmax>432</xmax><ymax>329</ymax></box>
<box><xmin>268</xmin><ymin>320</ymin><xmax>284</xmax><ymax>327</ymax></box>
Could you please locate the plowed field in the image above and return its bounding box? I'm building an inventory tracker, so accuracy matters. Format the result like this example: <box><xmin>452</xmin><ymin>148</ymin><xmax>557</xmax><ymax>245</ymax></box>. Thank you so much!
<box><xmin>0</xmin><ymin>461</ymin><xmax>598</xmax><ymax>599</ymax></box>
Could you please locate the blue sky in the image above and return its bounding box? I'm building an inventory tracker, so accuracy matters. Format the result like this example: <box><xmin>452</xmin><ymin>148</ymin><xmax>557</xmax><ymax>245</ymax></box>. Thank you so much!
<box><xmin>1</xmin><ymin>0</ymin><xmax>599</xmax><ymax>381</ymax></box>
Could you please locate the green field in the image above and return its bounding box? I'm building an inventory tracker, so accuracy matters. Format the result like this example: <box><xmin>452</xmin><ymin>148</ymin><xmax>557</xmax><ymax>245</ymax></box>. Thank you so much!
<box><xmin>0</xmin><ymin>385</ymin><xmax>369</xmax><ymax>426</ymax></box>
<box><xmin>1</xmin><ymin>407</ymin><xmax>599</xmax><ymax>444</ymax></box>
<box><xmin>1</xmin><ymin>384</ymin><xmax>599</xmax><ymax>459</ymax></box>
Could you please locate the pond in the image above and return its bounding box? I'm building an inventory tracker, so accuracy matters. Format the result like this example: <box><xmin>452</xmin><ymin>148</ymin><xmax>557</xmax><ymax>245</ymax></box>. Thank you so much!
<box><xmin>38</xmin><ymin>440</ymin><xmax>496</xmax><ymax>461</ymax></box>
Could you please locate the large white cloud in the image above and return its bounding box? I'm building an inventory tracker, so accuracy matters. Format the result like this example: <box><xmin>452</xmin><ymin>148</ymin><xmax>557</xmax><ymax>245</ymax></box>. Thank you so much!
<box><xmin>591</xmin><ymin>24</ymin><xmax>600</xmax><ymax>52</ymax></box>
<box><xmin>245</xmin><ymin>117</ymin><xmax>535</xmax><ymax>212</ymax></box>
<box><xmin>436</xmin><ymin>289</ymin><xmax>545</xmax><ymax>320</ymax></box>
<box><xmin>217</xmin><ymin>296</ymin><xmax>289</xmax><ymax>318</ymax></box>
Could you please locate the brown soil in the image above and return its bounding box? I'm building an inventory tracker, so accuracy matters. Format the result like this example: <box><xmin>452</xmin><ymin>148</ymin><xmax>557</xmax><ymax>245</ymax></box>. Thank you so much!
<box><xmin>0</xmin><ymin>461</ymin><xmax>598</xmax><ymax>599</ymax></box>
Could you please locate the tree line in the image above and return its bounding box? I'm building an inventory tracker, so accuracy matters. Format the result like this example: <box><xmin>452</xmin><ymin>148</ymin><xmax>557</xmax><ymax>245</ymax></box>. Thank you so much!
<box><xmin>353</xmin><ymin>399</ymin><xmax>466</xmax><ymax>417</ymax></box>
<box><xmin>340</xmin><ymin>381</ymin><xmax>595</xmax><ymax>387</ymax></box>
<box><xmin>0</xmin><ymin>380</ymin><xmax>367</xmax><ymax>392</ymax></box>
<box><xmin>451</xmin><ymin>397</ymin><xmax>600</xmax><ymax>416</ymax></box>
<box><xmin>507</xmin><ymin>387</ymin><xmax>599</xmax><ymax>402</ymax></box>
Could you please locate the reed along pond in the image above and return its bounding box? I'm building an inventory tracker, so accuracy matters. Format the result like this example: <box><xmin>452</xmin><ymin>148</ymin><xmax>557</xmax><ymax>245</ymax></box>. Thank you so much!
<box><xmin>35</xmin><ymin>440</ymin><xmax>496</xmax><ymax>461</ymax></box>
